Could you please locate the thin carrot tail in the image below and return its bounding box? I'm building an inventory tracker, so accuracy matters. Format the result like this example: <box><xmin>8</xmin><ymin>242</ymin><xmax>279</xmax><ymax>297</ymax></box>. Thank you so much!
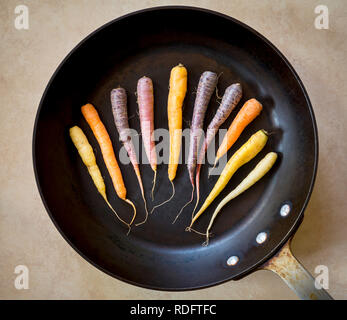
<box><xmin>151</xmin><ymin>169</ymin><xmax>157</xmax><ymax>201</ymax></box>
<box><xmin>135</xmin><ymin>189</ymin><xmax>149</xmax><ymax>226</ymax></box>
<box><xmin>133</xmin><ymin>167</ymin><xmax>149</xmax><ymax>226</ymax></box>
<box><xmin>185</xmin><ymin>226</ymin><xmax>207</xmax><ymax>237</ymax></box>
<box><xmin>150</xmin><ymin>180</ymin><xmax>175</xmax><ymax>214</ymax></box>
<box><xmin>105</xmin><ymin>199</ymin><xmax>131</xmax><ymax>235</ymax></box>
<box><xmin>192</xmin><ymin>196</ymin><xmax>200</xmax><ymax>221</ymax></box>
<box><xmin>186</xmin><ymin>225</ymin><xmax>212</xmax><ymax>246</ymax></box>
<box><xmin>172</xmin><ymin>185</ymin><xmax>194</xmax><ymax>224</ymax></box>
<box><xmin>188</xmin><ymin>168</ymin><xmax>195</xmax><ymax>189</ymax></box>
<box><xmin>124</xmin><ymin>198</ymin><xmax>136</xmax><ymax>226</ymax></box>
<box><xmin>189</xmin><ymin>209</ymin><xmax>200</xmax><ymax>229</ymax></box>
<box><xmin>192</xmin><ymin>166</ymin><xmax>202</xmax><ymax>219</ymax></box>
<box><xmin>202</xmin><ymin>232</ymin><xmax>210</xmax><ymax>247</ymax></box>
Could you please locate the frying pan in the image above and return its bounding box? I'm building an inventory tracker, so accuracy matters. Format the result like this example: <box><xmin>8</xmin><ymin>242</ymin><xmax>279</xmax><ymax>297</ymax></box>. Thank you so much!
<box><xmin>33</xmin><ymin>6</ymin><xmax>332</xmax><ymax>299</ymax></box>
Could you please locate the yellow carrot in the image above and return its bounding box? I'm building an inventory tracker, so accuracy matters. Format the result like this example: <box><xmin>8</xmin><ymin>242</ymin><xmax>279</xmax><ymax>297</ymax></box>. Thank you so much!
<box><xmin>188</xmin><ymin>129</ymin><xmax>268</xmax><ymax>228</ymax></box>
<box><xmin>203</xmin><ymin>152</ymin><xmax>277</xmax><ymax>245</ymax></box>
<box><xmin>69</xmin><ymin>126</ymin><xmax>131</xmax><ymax>232</ymax></box>
<box><xmin>151</xmin><ymin>64</ymin><xmax>187</xmax><ymax>213</ymax></box>
<box><xmin>168</xmin><ymin>63</ymin><xmax>187</xmax><ymax>181</ymax></box>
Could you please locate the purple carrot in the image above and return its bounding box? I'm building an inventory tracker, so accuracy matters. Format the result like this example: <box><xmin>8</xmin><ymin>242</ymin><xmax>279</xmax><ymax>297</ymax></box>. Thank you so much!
<box><xmin>111</xmin><ymin>87</ymin><xmax>149</xmax><ymax>225</ymax></box>
<box><xmin>193</xmin><ymin>83</ymin><xmax>242</xmax><ymax>217</ymax></box>
<box><xmin>173</xmin><ymin>71</ymin><xmax>218</xmax><ymax>223</ymax></box>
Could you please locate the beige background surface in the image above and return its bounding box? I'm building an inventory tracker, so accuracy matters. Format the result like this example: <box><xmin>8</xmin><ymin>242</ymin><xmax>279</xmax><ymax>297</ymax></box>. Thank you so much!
<box><xmin>0</xmin><ymin>0</ymin><xmax>346</xmax><ymax>300</ymax></box>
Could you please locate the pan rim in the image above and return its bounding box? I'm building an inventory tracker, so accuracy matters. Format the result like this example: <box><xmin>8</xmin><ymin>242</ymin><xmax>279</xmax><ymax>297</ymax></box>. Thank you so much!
<box><xmin>32</xmin><ymin>5</ymin><xmax>318</xmax><ymax>291</ymax></box>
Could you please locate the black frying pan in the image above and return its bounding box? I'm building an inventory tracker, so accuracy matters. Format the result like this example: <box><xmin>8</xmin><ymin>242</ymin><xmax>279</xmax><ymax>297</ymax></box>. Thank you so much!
<box><xmin>33</xmin><ymin>6</ymin><xmax>332</xmax><ymax>299</ymax></box>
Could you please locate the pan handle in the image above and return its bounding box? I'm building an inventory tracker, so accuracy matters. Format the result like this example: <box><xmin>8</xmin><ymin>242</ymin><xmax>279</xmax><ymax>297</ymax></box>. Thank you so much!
<box><xmin>260</xmin><ymin>237</ymin><xmax>333</xmax><ymax>300</ymax></box>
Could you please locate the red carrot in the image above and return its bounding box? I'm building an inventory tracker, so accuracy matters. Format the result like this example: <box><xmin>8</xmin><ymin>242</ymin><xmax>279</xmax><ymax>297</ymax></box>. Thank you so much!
<box><xmin>137</xmin><ymin>76</ymin><xmax>157</xmax><ymax>200</ymax></box>
<box><xmin>111</xmin><ymin>87</ymin><xmax>149</xmax><ymax>225</ymax></box>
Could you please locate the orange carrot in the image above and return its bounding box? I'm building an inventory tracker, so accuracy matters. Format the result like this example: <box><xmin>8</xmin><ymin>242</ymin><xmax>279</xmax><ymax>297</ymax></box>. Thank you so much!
<box><xmin>81</xmin><ymin>103</ymin><xmax>136</xmax><ymax>225</ymax></box>
<box><xmin>213</xmin><ymin>98</ymin><xmax>263</xmax><ymax>169</ymax></box>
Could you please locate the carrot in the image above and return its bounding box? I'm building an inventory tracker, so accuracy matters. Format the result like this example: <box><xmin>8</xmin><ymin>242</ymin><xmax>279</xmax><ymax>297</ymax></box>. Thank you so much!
<box><xmin>188</xmin><ymin>129</ymin><xmax>268</xmax><ymax>229</ymax></box>
<box><xmin>191</xmin><ymin>83</ymin><xmax>242</xmax><ymax>220</ymax></box>
<box><xmin>81</xmin><ymin>103</ymin><xmax>136</xmax><ymax>226</ymax></box>
<box><xmin>212</xmin><ymin>98</ymin><xmax>263</xmax><ymax>169</ymax></box>
<box><xmin>173</xmin><ymin>71</ymin><xmax>217</xmax><ymax>222</ymax></box>
<box><xmin>187</xmin><ymin>71</ymin><xmax>218</xmax><ymax>185</ymax></box>
<box><xmin>69</xmin><ymin>126</ymin><xmax>131</xmax><ymax>233</ymax></box>
<box><xmin>111</xmin><ymin>87</ymin><xmax>149</xmax><ymax>226</ymax></box>
<box><xmin>168</xmin><ymin>64</ymin><xmax>188</xmax><ymax>181</ymax></box>
<box><xmin>137</xmin><ymin>76</ymin><xmax>157</xmax><ymax>201</ymax></box>
<box><xmin>151</xmin><ymin>64</ymin><xmax>187</xmax><ymax>213</ymax></box>
<box><xmin>203</xmin><ymin>152</ymin><xmax>277</xmax><ymax>245</ymax></box>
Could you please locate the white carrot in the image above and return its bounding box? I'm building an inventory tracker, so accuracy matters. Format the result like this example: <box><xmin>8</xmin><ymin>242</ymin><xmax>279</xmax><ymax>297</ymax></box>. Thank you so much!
<box><xmin>203</xmin><ymin>152</ymin><xmax>278</xmax><ymax>246</ymax></box>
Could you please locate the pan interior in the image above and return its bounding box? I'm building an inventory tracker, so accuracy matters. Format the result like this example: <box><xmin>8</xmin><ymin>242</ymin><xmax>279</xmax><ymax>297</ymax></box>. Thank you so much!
<box><xmin>34</xmin><ymin>7</ymin><xmax>317</xmax><ymax>290</ymax></box>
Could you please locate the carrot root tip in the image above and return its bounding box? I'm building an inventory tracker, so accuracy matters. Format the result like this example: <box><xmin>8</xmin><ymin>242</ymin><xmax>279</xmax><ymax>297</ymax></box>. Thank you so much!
<box><xmin>215</xmin><ymin>87</ymin><xmax>222</xmax><ymax>100</ymax></box>
<box><xmin>135</xmin><ymin>190</ymin><xmax>149</xmax><ymax>226</ymax></box>
<box><xmin>191</xmin><ymin>193</ymin><xmax>200</xmax><ymax>220</ymax></box>
<box><xmin>173</xmin><ymin>186</ymin><xmax>194</xmax><ymax>224</ymax></box>
<box><xmin>125</xmin><ymin>199</ymin><xmax>137</xmax><ymax>226</ymax></box>
<box><xmin>151</xmin><ymin>170</ymin><xmax>157</xmax><ymax>201</ymax></box>
<box><xmin>172</xmin><ymin>201</ymin><xmax>189</xmax><ymax>224</ymax></box>
<box><xmin>189</xmin><ymin>227</ymin><xmax>207</xmax><ymax>236</ymax></box>
<box><xmin>202</xmin><ymin>232</ymin><xmax>211</xmax><ymax>246</ymax></box>
<box><xmin>105</xmin><ymin>199</ymin><xmax>132</xmax><ymax>231</ymax></box>
<box><xmin>150</xmin><ymin>180</ymin><xmax>175</xmax><ymax>214</ymax></box>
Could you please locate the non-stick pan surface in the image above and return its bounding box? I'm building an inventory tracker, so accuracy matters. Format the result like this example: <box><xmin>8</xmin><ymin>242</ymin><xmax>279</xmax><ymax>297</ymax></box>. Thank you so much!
<box><xmin>33</xmin><ymin>6</ymin><xmax>317</xmax><ymax>290</ymax></box>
